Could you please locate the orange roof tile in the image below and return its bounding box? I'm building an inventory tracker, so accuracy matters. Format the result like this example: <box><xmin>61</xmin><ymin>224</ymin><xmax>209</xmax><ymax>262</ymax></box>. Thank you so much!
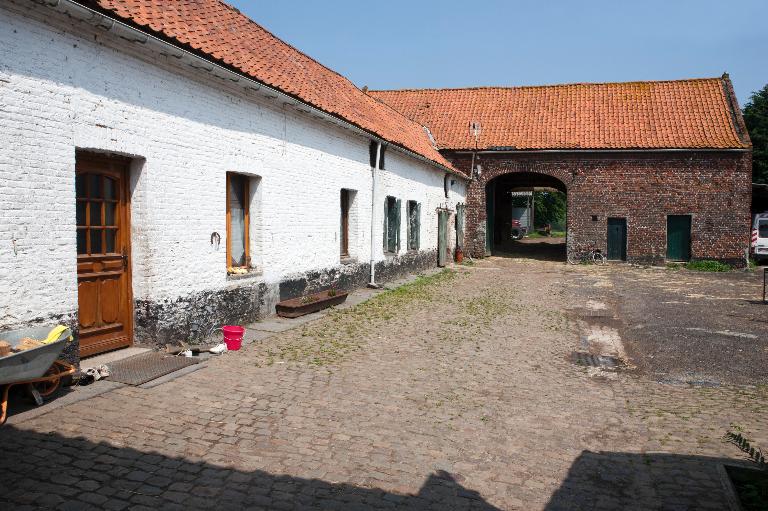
<box><xmin>80</xmin><ymin>0</ymin><xmax>455</xmax><ymax>171</ymax></box>
<box><xmin>369</xmin><ymin>78</ymin><xmax>750</xmax><ymax>151</ymax></box>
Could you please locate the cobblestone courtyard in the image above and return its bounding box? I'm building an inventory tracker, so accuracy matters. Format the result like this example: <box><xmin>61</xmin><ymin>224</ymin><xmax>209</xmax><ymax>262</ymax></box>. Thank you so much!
<box><xmin>1</xmin><ymin>258</ymin><xmax>767</xmax><ymax>510</ymax></box>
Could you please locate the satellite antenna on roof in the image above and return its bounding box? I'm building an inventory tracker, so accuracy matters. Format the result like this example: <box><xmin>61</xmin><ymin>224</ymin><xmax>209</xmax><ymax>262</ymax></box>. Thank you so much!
<box><xmin>470</xmin><ymin>121</ymin><xmax>481</xmax><ymax>148</ymax></box>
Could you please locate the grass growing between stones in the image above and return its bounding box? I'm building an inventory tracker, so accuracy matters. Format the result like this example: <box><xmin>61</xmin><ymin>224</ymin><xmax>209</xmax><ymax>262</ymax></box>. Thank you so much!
<box><xmin>684</xmin><ymin>260</ymin><xmax>733</xmax><ymax>272</ymax></box>
<box><xmin>260</xmin><ymin>270</ymin><xmax>458</xmax><ymax>367</ymax></box>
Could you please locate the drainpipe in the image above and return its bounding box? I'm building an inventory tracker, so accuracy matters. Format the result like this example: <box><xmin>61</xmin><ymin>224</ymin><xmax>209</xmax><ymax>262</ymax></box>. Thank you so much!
<box><xmin>368</xmin><ymin>142</ymin><xmax>382</xmax><ymax>288</ymax></box>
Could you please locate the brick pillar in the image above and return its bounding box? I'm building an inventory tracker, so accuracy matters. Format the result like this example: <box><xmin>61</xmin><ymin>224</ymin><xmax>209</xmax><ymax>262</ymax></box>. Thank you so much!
<box><xmin>465</xmin><ymin>177</ymin><xmax>488</xmax><ymax>258</ymax></box>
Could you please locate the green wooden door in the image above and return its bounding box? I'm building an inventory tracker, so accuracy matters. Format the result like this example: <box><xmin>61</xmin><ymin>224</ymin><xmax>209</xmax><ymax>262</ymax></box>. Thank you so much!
<box><xmin>438</xmin><ymin>210</ymin><xmax>448</xmax><ymax>267</ymax></box>
<box><xmin>456</xmin><ymin>204</ymin><xmax>465</xmax><ymax>249</ymax></box>
<box><xmin>607</xmin><ymin>218</ymin><xmax>627</xmax><ymax>261</ymax></box>
<box><xmin>667</xmin><ymin>215</ymin><xmax>691</xmax><ymax>261</ymax></box>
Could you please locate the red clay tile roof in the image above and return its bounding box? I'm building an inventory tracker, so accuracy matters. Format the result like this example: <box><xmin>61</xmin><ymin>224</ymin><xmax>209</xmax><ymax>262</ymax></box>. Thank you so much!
<box><xmin>79</xmin><ymin>0</ymin><xmax>456</xmax><ymax>171</ymax></box>
<box><xmin>369</xmin><ymin>78</ymin><xmax>751</xmax><ymax>151</ymax></box>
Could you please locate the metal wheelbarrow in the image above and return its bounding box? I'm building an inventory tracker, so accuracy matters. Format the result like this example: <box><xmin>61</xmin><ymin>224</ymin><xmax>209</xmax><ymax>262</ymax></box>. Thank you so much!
<box><xmin>0</xmin><ymin>326</ymin><xmax>76</xmax><ymax>425</ymax></box>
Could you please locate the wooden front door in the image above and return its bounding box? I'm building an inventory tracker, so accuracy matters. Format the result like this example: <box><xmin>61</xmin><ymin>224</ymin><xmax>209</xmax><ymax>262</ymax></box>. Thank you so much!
<box><xmin>667</xmin><ymin>215</ymin><xmax>692</xmax><ymax>262</ymax></box>
<box><xmin>76</xmin><ymin>154</ymin><xmax>133</xmax><ymax>357</ymax></box>
<box><xmin>606</xmin><ymin>218</ymin><xmax>627</xmax><ymax>261</ymax></box>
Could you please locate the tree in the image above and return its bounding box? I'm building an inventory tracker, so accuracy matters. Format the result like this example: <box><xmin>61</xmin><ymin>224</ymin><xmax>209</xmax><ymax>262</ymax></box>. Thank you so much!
<box><xmin>743</xmin><ymin>84</ymin><xmax>768</xmax><ymax>184</ymax></box>
<box><xmin>533</xmin><ymin>191</ymin><xmax>567</xmax><ymax>230</ymax></box>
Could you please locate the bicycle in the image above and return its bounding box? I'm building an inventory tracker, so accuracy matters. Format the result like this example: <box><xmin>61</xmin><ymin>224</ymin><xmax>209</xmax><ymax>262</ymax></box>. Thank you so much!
<box><xmin>568</xmin><ymin>247</ymin><xmax>606</xmax><ymax>265</ymax></box>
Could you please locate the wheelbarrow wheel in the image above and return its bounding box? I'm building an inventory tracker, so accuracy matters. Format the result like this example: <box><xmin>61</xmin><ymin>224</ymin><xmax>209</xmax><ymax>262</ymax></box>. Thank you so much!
<box><xmin>34</xmin><ymin>364</ymin><xmax>62</xmax><ymax>398</ymax></box>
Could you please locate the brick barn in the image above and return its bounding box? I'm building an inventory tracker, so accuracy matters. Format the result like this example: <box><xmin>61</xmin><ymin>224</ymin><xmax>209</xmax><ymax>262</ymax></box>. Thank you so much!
<box><xmin>371</xmin><ymin>78</ymin><xmax>753</xmax><ymax>266</ymax></box>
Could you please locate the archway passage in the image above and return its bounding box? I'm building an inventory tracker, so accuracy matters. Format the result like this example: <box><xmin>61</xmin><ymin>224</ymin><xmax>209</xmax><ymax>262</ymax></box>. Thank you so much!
<box><xmin>485</xmin><ymin>172</ymin><xmax>568</xmax><ymax>261</ymax></box>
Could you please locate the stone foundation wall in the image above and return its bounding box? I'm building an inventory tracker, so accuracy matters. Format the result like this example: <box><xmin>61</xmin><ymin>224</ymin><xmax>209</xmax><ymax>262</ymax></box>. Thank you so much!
<box><xmin>133</xmin><ymin>250</ymin><xmax>438</xmax><ymax>347</ymax></box>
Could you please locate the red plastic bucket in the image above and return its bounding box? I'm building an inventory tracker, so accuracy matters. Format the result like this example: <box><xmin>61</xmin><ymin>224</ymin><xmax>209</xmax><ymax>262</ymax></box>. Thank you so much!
<box><xmin>222</xmin><ymin>325</ymin><xmax>245</xmax><ymax>351</ymax></box>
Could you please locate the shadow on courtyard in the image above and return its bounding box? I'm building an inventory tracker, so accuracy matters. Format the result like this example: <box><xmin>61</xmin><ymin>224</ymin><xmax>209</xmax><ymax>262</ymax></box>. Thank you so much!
<box><xmin>491</xmin><ymin>237</ymin><xmax>567</xmax><ymax>262</ymax></box>
<box><xmin>0</xmin><ymin>426</ymin><xmax>502</xmax><ymax>510</ymax></box>
<box><xmin>0</xmin><ymin>425</ymin><xmax>755</xmax><ymax>510</ymax></box>
<box><xmin>544</xmin><ymin>450</ymin><xmax>746</xmax><ymax>510</ymax></box>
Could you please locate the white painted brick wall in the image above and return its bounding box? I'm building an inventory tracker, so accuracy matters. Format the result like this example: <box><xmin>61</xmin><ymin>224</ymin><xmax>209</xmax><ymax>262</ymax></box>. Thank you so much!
<box><xmin>0</xmin><ymin>3</ymin><xmax>467</xmax><ymax>327</ymax></box>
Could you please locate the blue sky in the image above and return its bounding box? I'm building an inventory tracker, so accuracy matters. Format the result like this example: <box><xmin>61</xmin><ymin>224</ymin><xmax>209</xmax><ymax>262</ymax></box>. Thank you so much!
<box><xmin>229</xmin><ymin>0</ymin><xmax>767</xmax><ymax>106</ymax></box>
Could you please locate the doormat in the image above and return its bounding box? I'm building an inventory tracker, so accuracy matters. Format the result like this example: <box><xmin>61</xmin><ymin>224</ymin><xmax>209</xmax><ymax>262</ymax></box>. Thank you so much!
<box><xmin>106</xmin><ymin>352</ymin><xmax>200</xmax><ymax>386</ymax></box>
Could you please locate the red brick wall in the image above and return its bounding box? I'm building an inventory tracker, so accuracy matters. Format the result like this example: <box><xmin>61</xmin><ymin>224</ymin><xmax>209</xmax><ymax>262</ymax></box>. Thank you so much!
<box><xmin>450</xmin><ymin>151</ymin><xmax>753</xmax><ymax>266</ymax></box>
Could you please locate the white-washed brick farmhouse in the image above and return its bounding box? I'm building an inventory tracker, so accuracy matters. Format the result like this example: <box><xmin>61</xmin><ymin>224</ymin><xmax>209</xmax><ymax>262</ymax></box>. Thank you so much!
<box><xmin>0</xmin><ymin>0</ymin><xmax>467</xmax><ymax>359</ymax></box>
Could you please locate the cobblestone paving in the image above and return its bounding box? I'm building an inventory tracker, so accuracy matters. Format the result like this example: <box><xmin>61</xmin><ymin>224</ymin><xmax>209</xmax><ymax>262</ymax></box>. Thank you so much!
<box><xmin>1</xmin><ymin>258</ymin><xmax>766</xmax><ymax>510</ymax></box>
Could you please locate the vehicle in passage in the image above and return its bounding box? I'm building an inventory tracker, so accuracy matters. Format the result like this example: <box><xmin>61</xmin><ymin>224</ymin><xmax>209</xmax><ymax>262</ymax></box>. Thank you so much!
<box><xmin>510</xmin><ymin>218</ymin><xmax>528</xmax><ymax>240</ymax></box>
<box><xmin>752</xmin><ymin>212</ymin><xmax>768</xmax><ymax>263</ymax></box>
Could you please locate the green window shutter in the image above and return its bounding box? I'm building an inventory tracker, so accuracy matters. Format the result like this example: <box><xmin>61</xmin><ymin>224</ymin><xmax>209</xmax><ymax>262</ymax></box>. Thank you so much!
<box><xmin>415</xmin><ymin>203</ymin><xmax>421</xmax><ymax>250</ymax></box>
<box><xmin>395</xmin><ymin>199</ymin><xmax>402</xmax><ymax>252</ymax></box>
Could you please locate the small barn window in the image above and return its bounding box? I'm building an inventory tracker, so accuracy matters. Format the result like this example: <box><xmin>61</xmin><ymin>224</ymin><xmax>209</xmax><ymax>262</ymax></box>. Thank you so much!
<box><xmin>226</xmin><ymin>172</ymin><xmax>250</xmax><ymax>269</ymax></box>
<box><xmin>369</xmin><ymin>141</ymin><xmax>377</xmax><ymax>168</ymax></box>
<box><xmin>369</xmin><ymin>141</ymin><xmax>387</xmax><ymax>169</ymax></box>
<box><xmin>379</xmin><ymin>144</ymin><xmax>386</xmax><ymax>170</ymax></box>
<box><xmin>407</xmin><ymin>201</ymin><xmax>421</xmax><ymax>251</ymax></box>
<box><xmin>383</xmin><ymin>196</ymin><xmax>401</xmax><ymax>254</ymax></box>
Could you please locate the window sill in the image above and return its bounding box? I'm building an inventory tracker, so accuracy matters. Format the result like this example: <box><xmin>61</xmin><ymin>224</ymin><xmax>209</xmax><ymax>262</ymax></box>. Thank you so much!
<box><xmin>226</xmin><ymin>268</ymin><xmax>263</xmax><ymax>281</ymax></box>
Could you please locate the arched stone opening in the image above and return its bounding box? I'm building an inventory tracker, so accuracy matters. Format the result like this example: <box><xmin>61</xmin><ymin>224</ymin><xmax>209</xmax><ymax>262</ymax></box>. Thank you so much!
<box><xmin>465</xmin><ymin>166</ymin><xmax>571</xmax><ymax>260</ymax></box>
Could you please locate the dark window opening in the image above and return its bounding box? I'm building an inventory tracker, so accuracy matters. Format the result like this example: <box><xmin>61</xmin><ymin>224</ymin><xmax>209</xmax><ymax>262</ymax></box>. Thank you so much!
<box><xmin>75</xmin><ymin>172</ymin><xmax>119</xmax><ymax>256</ymax></box>
<box><xmin>383</xmin><ymin>196</ymin><xmax>401</xmax><ymax>254</ymax></box>
<box><xmin>379</xmin><ymin>144</ymin><xmax>386</xmax><ymax>169</ymax></box>
<box><xmin>407</xmin><ymin>200</ymin><xmax>421</xmax><ymax>251</ymax></box>
<box><xmin>340</xmin><ymin>189</ymin><xmax>350</xmax><ymax>257</ymax></box>
<box><xmin>369</xmin><ymin>141</ymin><xmax>377</xmax><ymax>168</ymax></box>
<box><xmin>759</xmin><ymin>220</ymin><xmax>768</xmax><ymax>238</ymax></box>
<box><xmin>369</xmin><ymin>142</ymin><xmax>386</xmax><ymax>169</ymax></box>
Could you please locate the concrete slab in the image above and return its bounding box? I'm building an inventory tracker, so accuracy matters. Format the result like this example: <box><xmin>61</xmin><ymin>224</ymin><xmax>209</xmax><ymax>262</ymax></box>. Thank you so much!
<box><xmin>139</xmin><ymin>363</ymin><xmax>208</xmax><ymax>389</ymax></box>
<box><xmin>81</xmin><ymin>346</ymin><xmax>152</xmax><ymax>367</ymax></box>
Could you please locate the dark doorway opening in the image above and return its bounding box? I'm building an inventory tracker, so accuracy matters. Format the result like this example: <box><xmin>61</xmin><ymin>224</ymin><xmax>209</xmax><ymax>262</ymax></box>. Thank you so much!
<box><xmin>485</xmin><ymin>172</ymin><xmax>567</xmax><ymax>262</ymax></box>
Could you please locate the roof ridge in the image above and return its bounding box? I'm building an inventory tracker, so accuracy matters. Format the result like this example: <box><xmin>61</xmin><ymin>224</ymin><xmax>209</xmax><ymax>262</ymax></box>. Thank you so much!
<box><xmin>366</xmin><ymin>92</ymin><xmax>434</xmax><ymax>133</ymax></box>
<box><xmin>75</xmin><ymin>0</ymin><xmax>461</xmax><ymax>173</ymax></box>
<box><xmin>213</xmin><ymin>0</ymin><xmax>367</xmax><ymax>97</ymax></box>
<box><xmin>215</xmin><ymin>4</ymin><xmax>438</xmax><ymax>141</ymax></box>
<box><xmin>368</xmin><ymin>76</ymin><xmax>725</xmax><ymax>94</ymax></box>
